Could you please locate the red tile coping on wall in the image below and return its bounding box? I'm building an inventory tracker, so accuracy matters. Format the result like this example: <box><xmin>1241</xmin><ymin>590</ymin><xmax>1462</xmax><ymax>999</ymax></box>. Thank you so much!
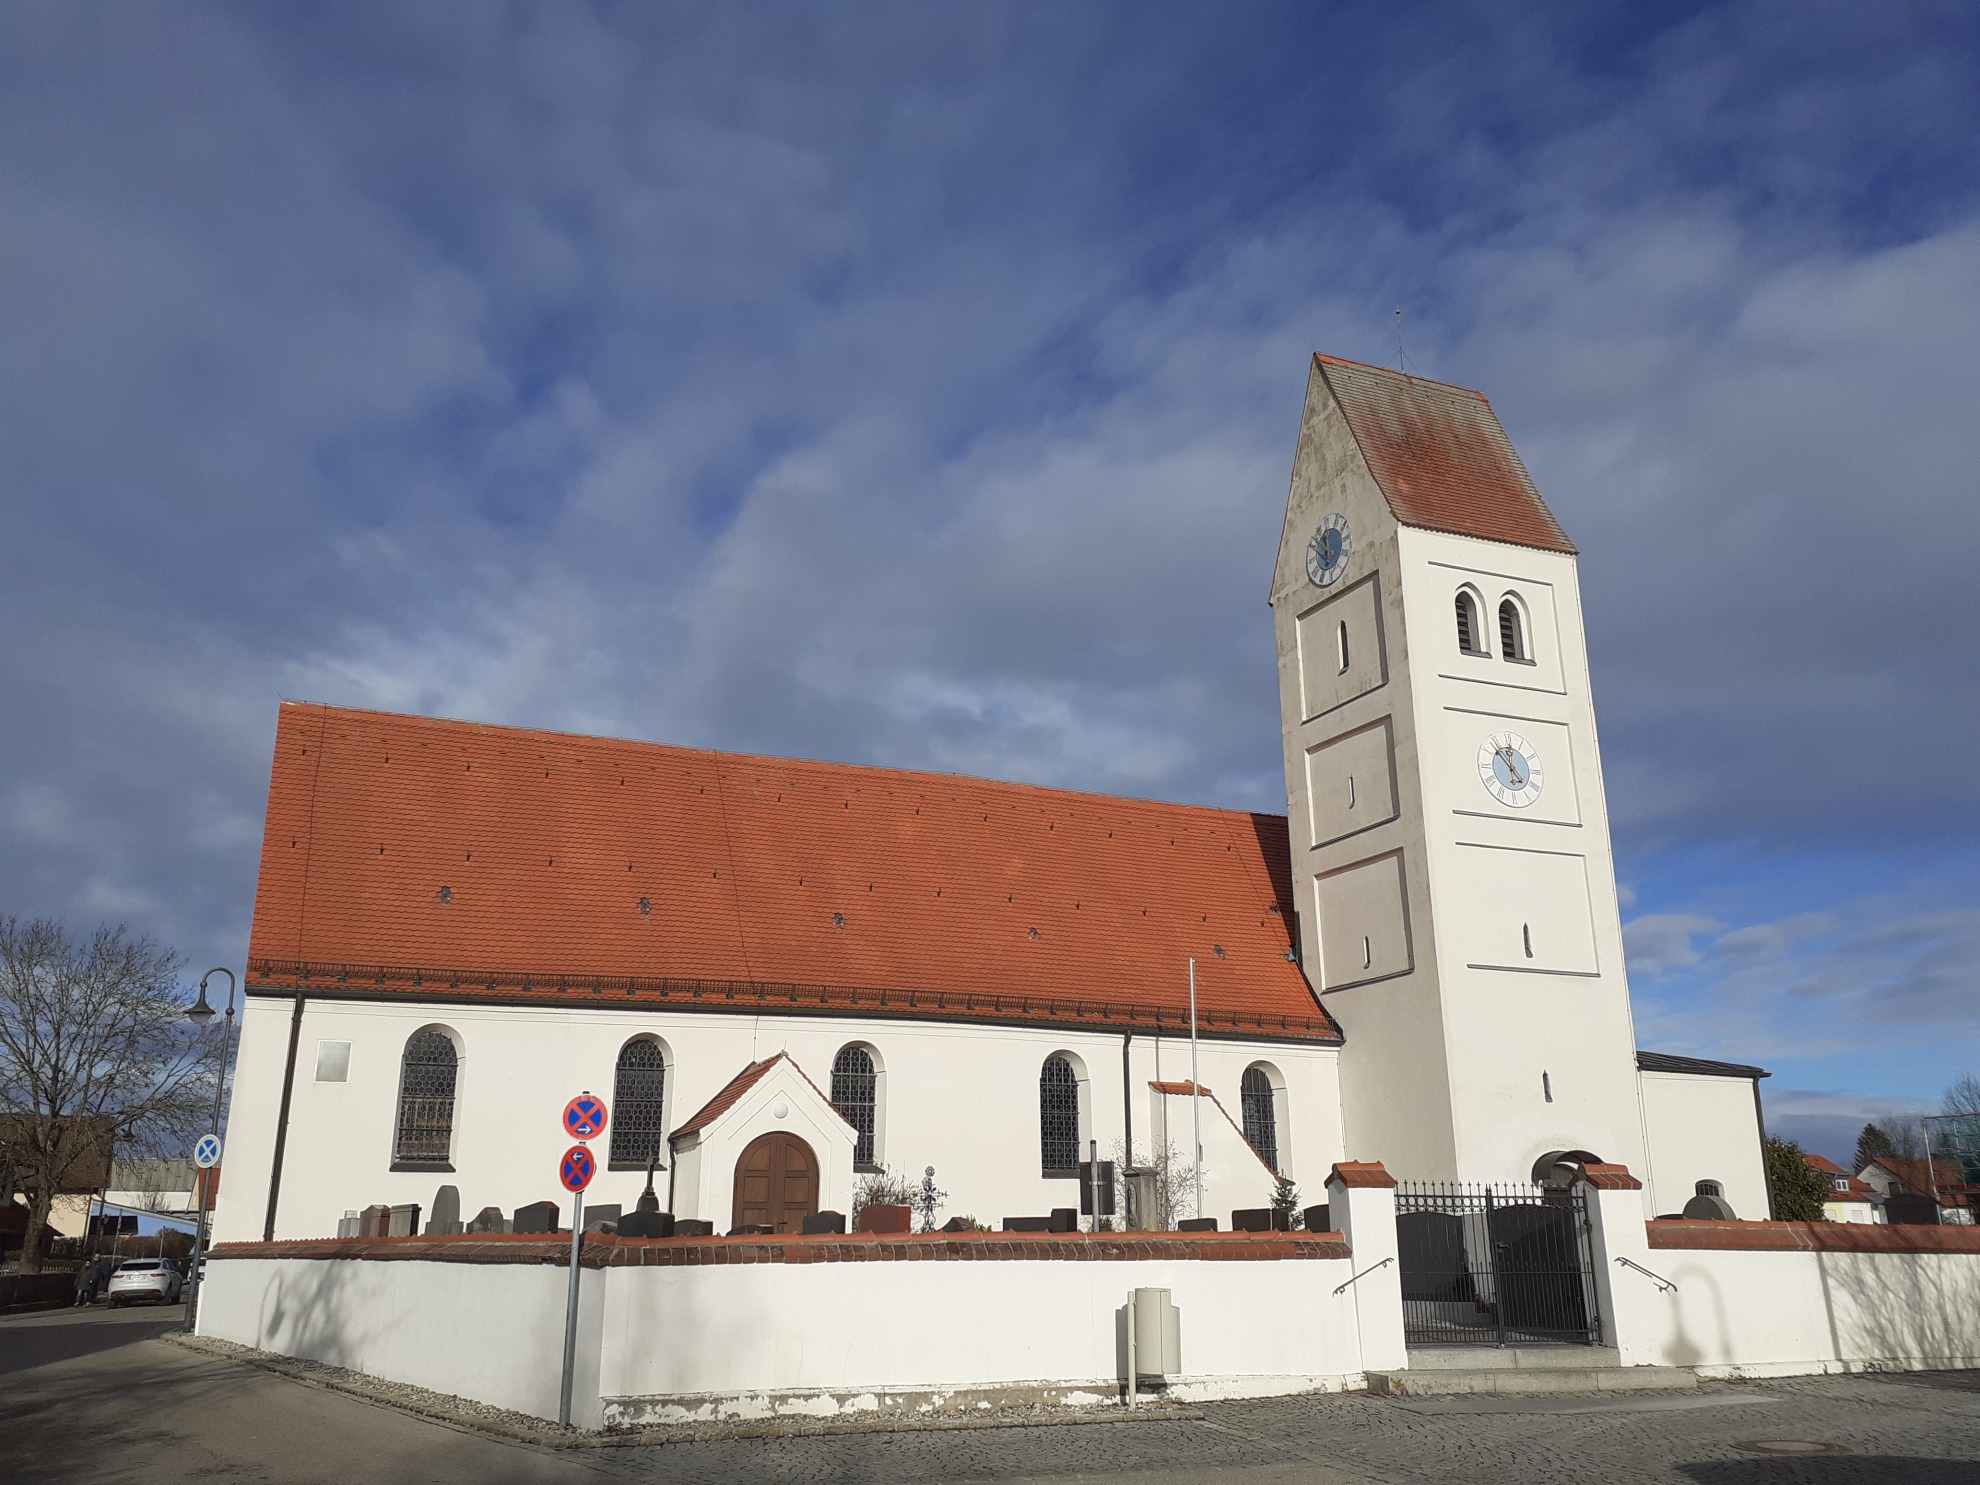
<box><xmin>1578</xmin><ymin>1164</ymin><xmax>1644</xmax><ymax>1191</ymax></box>
<box><xmin>209</xmin><ymin>1229</ymin><xmax>1352</xmax><ymax>1267</ymax></box>
<box><xmin>1327</xmin><ymin>1161</ymin><xmax>1396</xmax><ymax>1189</ymax></box>
<box><xmin>1646</xmin><ymin>1220</ymin><xmax>1980</xmax><ymax>1254</ymax></box>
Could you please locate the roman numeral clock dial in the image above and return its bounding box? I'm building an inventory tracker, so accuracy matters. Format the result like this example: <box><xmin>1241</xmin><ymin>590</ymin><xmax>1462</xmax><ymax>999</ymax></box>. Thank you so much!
<box><xmin>1306</xmin><ymin>513</ymin><xmax>1351</xmax><ymax>588</ymax></box>
<box><xmin>1477</xmin><ymin>731</ymin><xmax>1544</xmax><ymax>808</ymax></box>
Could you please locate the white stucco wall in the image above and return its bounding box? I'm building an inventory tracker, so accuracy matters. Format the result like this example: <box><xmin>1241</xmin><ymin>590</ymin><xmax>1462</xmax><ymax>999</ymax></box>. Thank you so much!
<box><xmin>198</xmin><ymin>1246</ymin><xmax>1369</xmax><ymax>1428</ymax></box>
<box><xmin>1636</xmin><ymin>1071</ymin><xmax>1769</xmax><ymax>1220</ymax></box>
<box><xmin>1632</xmin><ymin>1245</ymin><xmax>1980</xmax><ymax>1376</ymax></box>
<box><xmin>212</xmin><ymin>995</ymin><xmax>1344</xmax><ymax>1245</ymax></box>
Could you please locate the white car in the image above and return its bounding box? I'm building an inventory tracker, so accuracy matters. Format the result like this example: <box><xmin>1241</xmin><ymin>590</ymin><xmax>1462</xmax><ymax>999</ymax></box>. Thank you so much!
<box><xmin>106</xmin><ymin>1259</ymin><xmax>184</xmax><ymax>1306</ymax></box>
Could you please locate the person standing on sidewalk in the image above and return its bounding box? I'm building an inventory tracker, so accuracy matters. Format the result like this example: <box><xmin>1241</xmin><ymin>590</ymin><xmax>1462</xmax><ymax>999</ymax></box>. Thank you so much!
<box><xmin>73</xmin><ymin>1257</ymin><xmax>97</xmax><ymax>1306</ymax></box>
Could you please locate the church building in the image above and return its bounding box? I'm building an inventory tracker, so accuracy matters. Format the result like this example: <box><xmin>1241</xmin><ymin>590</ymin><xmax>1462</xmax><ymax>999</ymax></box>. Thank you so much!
<box><xmin>211</xmin><ymin>355</ymin><xmax>1768</xmax><ymax>1248</ymax></box>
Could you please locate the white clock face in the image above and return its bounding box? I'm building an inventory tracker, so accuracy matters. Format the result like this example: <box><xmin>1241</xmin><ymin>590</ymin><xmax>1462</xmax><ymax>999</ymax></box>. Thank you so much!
<box><xmin>1477</xmin><ymin>731</ymin><xmax>1544</xmax><ymax>808</ymax></box>
<box><xmin>1305</xmin><ymin>513</ymin><xmax>1352</xmax><ymax>588</ymax></box>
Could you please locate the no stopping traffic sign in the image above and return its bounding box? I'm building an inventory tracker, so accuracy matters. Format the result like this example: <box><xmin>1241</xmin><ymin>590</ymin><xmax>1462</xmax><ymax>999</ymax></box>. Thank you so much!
<box><xmin>559</xmin><ymin>1145</ymin><xmax>597</xmax><ymax>1192</ymax></box>
<box><xmin>563</xmin><ymin>1094</ymin><xmax>608</xmax><ymax>1141</ymax></box>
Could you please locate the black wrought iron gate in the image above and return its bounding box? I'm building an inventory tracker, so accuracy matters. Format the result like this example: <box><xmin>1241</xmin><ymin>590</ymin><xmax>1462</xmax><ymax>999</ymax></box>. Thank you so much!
<box><xmin>1395</xmin><ymin>1182</ymin><xmax>1599</xmax><ymax>1347</ymax></box>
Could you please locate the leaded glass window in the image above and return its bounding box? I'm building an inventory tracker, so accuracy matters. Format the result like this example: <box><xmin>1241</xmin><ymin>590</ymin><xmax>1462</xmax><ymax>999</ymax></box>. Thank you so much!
<box><xmin>1241</xmin><ymin>1065</ymin><xmax>1278</xmax><ymax>1172</ymax></box>
<box><xmin>1040</xmin><ymin>1055</ymin><xmax>1079</xmax><ymax>1172</ymax></box>
<box><xmin>609</xmin><ymin>1039</ymin><xmax>667</xmax><ymax>1168</ymax></box>
<box><xmin>832</xmin><ymin>1045</ymin><xmax>878</xmax><ymax>1166</ymax></box>
<box><xmin>393</xmin><ymin>1029</ymin><xmax>458</xmax><ymax>1165</ymax></box>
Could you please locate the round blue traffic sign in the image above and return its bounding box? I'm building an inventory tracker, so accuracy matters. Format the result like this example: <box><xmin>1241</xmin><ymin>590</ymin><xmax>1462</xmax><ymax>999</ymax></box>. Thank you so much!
<box><xmin>563</xmin><ymin>1094</ymin><xmax>608</xmax><ymax>1141</ymax></box>
<box><xmin>193</xmin><ymin>1133</ymin><xmax>223</xmax><ymax>1169</ymax></box>
<box><xmin>560</xmin><ymin>1145</ymin><xmax>597</xmax><ymax>1193</ymax></box>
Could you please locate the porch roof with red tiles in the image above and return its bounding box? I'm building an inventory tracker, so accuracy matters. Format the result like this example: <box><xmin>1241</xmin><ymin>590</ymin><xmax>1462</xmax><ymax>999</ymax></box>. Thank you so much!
<box><xmin>1315</xmin><ymin>355</ymin><xmax>1577</xmax><ymax>556</ymax></box>
<box><xmin>247</xmin><ymin>703</ymin><xmax>1339</xmax><ymax>1044</ymax></box>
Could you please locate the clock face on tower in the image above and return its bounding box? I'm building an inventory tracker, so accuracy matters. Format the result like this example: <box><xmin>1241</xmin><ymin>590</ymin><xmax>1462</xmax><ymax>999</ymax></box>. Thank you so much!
<box><xmin>1477</xmin><ymin>732</ymin><xmax>1544</xmax><ymax>808</ymax></box>
<box><xmin>1306</xmin><ymin>513</ymin><xmax>1352</xmax><ymax>588</ymax></box>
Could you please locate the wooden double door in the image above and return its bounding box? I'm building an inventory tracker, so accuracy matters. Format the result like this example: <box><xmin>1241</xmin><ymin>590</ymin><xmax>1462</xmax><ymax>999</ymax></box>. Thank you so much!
<box><xmin>731</xmin><ymin>1131</ymin><xmax>820</xmax><ymax>1232</ymax></box>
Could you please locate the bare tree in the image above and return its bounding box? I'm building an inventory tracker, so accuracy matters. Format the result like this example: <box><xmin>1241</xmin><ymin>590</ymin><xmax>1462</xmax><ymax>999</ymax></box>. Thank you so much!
<box><xmin>1945</xmin><ymin>1073</ymin><xmax>1980</xmax><ymax>1119</ymax></box>
<box><xmin>0</xmin><ymin>917</ymin><xmax>214</xmax><ymax>1270</ymax></box>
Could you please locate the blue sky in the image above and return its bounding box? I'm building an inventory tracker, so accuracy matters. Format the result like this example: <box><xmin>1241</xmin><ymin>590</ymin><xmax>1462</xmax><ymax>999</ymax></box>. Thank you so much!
<box><xmin>2</xmin><ymin>3</ymin><xmax>1976</xmax><ymax>1163</ymax></box>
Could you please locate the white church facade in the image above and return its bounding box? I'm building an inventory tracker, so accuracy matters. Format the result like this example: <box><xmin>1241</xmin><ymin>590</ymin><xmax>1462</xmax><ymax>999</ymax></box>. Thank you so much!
<box><xmin>211</xmin><ymin>354</ymin><xmax>1770</xmax><ymax>1252</ymax></box>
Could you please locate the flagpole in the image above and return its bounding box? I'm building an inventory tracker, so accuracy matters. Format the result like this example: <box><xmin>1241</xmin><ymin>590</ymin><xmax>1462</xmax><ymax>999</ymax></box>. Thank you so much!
<box><xmin>1189</xmin><ymin>957</ymin><xmax>1202</xmax><ymax>1221</ymax></box>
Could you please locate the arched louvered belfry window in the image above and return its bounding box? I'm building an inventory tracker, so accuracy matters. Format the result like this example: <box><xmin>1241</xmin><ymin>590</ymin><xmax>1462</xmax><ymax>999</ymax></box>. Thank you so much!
<box><xmin>1040</xmin><ymin>1055</ymin><xmax>1080</xmax><ymax>1173</ymax></box>
<box><xmin>1456</xmin><ymin>592</ymin><xmax>1484</xmax><ymax>655</ymax></box>
<box><xmin>1498</xmin><ymin>598</ymin><xmax>1527</xmax><ymax>661</ymax></box>
<box><xmin>832</xmin><ymin>1044</ymin><xmax>879</xmax><ymax>1166</ymax></box>
<box><xmin>393</xmin><ymin>1028</ymin><xmax>459</xmax><ymax>1166</ymax></box>
<box><xmin>609</xmin><ymin>1038</ymin><xmax>667</xmax><ymax>1168</ymax></box>
<box><xmin>1241</xmin><ymin>1065</ymin><xmax>1280</xmax><ymax>1172</ymax></box>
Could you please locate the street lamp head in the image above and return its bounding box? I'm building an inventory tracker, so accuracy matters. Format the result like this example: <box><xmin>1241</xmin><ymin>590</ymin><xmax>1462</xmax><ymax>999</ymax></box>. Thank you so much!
<box><xmin>185</xmin><ymin>987</ymin><xmax>216</xmax><ymax>1026</ymax></box>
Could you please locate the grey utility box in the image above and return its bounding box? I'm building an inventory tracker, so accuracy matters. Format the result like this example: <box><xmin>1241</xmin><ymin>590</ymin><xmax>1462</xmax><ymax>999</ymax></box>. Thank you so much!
<box><xmin>1130</xmin><ymin>1286</ymin><xmax>1181</xmax><ymax>1379</ymax></box>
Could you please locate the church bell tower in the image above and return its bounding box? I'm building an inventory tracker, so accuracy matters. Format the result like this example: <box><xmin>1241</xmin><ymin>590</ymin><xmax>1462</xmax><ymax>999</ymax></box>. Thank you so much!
<box><xmin>1270</xmin><ymin>355</ymin><xmax>1647</xmax><ymax>1184</ymax></box>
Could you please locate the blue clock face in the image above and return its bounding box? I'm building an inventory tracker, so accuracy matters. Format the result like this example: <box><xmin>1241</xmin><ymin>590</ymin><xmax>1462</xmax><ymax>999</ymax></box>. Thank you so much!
<box><xmin>1306</xmin><ymin>513</ymin><xmax>1352</xmax><ymax>587</ymax></box>
<box><xmin>1477</xmin><ymin>731</ymin><xmax>1544</xmax><ymax>808</ymax></box>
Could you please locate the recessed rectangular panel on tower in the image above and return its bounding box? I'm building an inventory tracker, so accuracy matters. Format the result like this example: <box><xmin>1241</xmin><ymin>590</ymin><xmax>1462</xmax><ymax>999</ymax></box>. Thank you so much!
<box><xmin>1305</xmin><ymin>718</ymin><xmax>1400</xmax><ymax>849</ymax></box>
<box><xmin>1296</xmin><ymin>574</ymin><xmax>1387</xmax><ymax>722</ymax></box>
<box><xmin>1443</xmin><ymin>710</ymin><xmax>1580</xmax><ymax>826</ymax></box>
<box><xmin>1452</xmin><ymin>843</ymin><xmax>1599</xmax><ymax>976</ymax></box>
<box><xmin>1313</xmin><ymin>849</ymin><xmax>1413</xmax><ymax>992</ymax></box>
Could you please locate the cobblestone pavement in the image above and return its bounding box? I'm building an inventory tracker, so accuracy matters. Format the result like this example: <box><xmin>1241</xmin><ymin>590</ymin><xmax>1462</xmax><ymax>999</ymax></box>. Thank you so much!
<box><xmin>591</xmin><ymin>1373</ymin><xmax>1980</xmax><ymax>1485</ymax></box>
<box><xmin>6</xmin><ymin>1302</ymin><xmax>1978</xmax><ymax>1485</ymax></box>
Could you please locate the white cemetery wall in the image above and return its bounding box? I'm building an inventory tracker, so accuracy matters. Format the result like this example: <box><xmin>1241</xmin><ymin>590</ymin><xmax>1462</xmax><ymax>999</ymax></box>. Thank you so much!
<box><xmin>196</xmin><ymin>1234</ymin><xmax>1368</xmax><ymax>1430</ymax></box>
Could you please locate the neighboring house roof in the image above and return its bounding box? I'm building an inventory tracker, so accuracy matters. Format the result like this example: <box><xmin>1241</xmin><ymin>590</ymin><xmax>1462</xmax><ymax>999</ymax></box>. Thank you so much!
<box><xmin>1804</xmin><ymin>1153</ymin><xmax>1873</xmax><ymax>1202</ymax></box>
<box><xmin>246</xmin><ymin>704</ymin><xmax>1340</xmax><ymax>1044</ymax></box>
<box><xmin>1635</xmin><ymin>1050</ymin><xmax>1771</xmax><ymax>1080</ymax></box>
<box><xmin>1859</xmin><ymin>1155</ymin><xmax>1977</xmax><ymax>1198</ymax></box>
<box><xmin>1314</xmin><ymin>355</ymin><xmax>1577</xmax><ymax>556</ymax></box>
<box><xmin>108</xmin><ymin>1158</ymin><xmax>197</xmax><ymax>1192</ymax></box>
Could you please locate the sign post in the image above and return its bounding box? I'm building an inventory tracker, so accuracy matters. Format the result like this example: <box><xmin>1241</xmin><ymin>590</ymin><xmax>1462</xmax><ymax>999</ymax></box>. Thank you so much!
<box><xmin>556</xmin><ymin>1094</ymin><xmax>606</xmax><ymax>1428</ymax></box>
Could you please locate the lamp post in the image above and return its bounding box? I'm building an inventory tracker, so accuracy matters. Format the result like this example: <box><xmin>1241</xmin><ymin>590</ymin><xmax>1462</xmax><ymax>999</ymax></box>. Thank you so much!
<box><xmin>182</xmin><ymin>968</ymin><xmax>237</xmax><ymax>1333</ymax></box>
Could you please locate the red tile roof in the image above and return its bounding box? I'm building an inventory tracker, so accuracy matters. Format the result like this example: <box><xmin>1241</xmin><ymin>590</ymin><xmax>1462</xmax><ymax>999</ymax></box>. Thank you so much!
<box><xmin>1804</xmin><ymin>1153</ymin><xmax>1872</xmax><ymax>1199</ymax></box>
<box><xmin>1315</xmin><ymin>355</ymin><xmax>1577</xmax><ymax>556</ymax></box>
<box><xmin>247</xmin><ymin>704</ymin><xmax>1339</xmax><ymax>1043</ymax></box>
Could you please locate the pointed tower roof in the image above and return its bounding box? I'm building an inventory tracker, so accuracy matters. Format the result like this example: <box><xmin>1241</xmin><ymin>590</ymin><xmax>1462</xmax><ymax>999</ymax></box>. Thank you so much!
<box><xmin>1315</xmin><ymin>355</ymin><xmax>1577</xmax><ymax>555</ymax></box>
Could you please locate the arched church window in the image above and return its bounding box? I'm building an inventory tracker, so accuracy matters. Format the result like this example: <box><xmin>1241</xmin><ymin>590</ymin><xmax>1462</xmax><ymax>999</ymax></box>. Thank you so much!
<box><xmin>1498</xmin><ymin>598</ymin><xmax>1528</xmax><ymax>661</ymax></box>
<box><xmin>1241</xmin><ymin>1065</ymin><xmax>1280</xmax><ymax>1172</ymax></box>
<box><xmin>832</xmin><ymin>1044</ymin><xmax>879</xmax><ymax>1167</ymax></box>
<box><xmin>1456</xmin><ymin>592</ymin><xmax>1484</xmax><ymax>655</ymax></box>
<box><xmin>609</xmin><ymin>1038</ymin><xmax>667</xmax><ymax>1169</ymax></box>
<box><xmin>1039</xmin><ymin>1056</ymin><xmax>1080</xmax><ymax>1173</ymax></box>
<box><xmin>393</xmin><ymin>1028</ymin><xmax>458</xmax><ymax>1166</ymax></box>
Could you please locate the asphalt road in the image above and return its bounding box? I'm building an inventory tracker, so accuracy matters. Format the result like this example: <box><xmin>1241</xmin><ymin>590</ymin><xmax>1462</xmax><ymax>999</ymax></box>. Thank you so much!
<box><xmin>3</xmin><ymin>1302</ymin><xmax>1979</xmax><ymax>1485</ymax></box>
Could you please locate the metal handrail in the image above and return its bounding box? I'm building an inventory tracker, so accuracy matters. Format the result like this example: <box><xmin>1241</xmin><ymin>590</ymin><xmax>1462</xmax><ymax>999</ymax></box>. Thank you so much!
<box><xmin>1332</xmin><ymin>1255</ymin><xmax>1395</xmax><ymax>1295</ymax></box>
<box><xmin>1615</xmin><ymin>1255</ymin><xmax>1677</xmax><ymax>1293</ymax></box>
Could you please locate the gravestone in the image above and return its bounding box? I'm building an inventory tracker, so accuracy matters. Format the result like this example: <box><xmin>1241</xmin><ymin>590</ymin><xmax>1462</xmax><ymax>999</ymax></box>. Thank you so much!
<box><xmin>1002</xmin><ymin>1215</ymin><xmax>1051</xmax><ymax>1232</ymax></box>
<box><xmin>513</xmin><ymin>1200</ymin><xmax>561</xmax><ymax>1235</ymax></box>
<box><xmin>941</xmin><ymin>1216</ymin><xmax>977</xmax><ymax>1233</ymax></box>
<box><xmin>673</xmin><ymin>1219</ymin><xmax>714</xmax><ymax>1237</ymax></box>
<box><xmin>336</xmin><ymin>1211</ymin><xmax>360</xmax><ymax>1238</ymax></box>
<box><xmin>425</xmin><ymin>1185</ymin><xmax>462</xmax><ymax>1236</ymax></box>
<box><xmin>358</xmin><ymin>1204</ymin><xmax>391</xmax><ymax>1237</ymax></box>
<box><xmin>386</xmin><ymin>1203</ymin><xmax>421</xmax><ymax>1237</ymax></box>
<box><xmin>854</xmin><ymin>1204</ymin><xmax>910</xmax><ymax>1234</ymax></box>
<box><xmin>1231</xmin><ymin>1208</ymin><xmax>1290</xmax><ymax>1232</ymax></box>
<box><xmin>801</xmin><ymin>1211</ymin><xmax>846</xmax><ymax>1235</ymax></box>
<box><xmin>467</xmin><ymin>1206</ymin><xmax>508</xmax><ymax>1234</ymax></box>
<box><xmin>1178</xmin><ymin>1217</ymin><xmax>1218</xmax><ymax>1232</ymax></box>
<box><xmin>617</xmin><ymin>1209</ymin><xmax>674</xmax><ymax>1238</ymax></box>
<box><xmin>1048</xmin><ymin>1208</ymin><xmax>1077</xmax><ymax>1233</ymax></box>
<box><xmin>727</xmin><ymin>1223</ymin><xmax>775</xmax><ymax>1236</ymax></box>
<box><xmin>583</xmin><ymin>1203</ymin><xmax>622</xmax><ymax>1233</ymax></box>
